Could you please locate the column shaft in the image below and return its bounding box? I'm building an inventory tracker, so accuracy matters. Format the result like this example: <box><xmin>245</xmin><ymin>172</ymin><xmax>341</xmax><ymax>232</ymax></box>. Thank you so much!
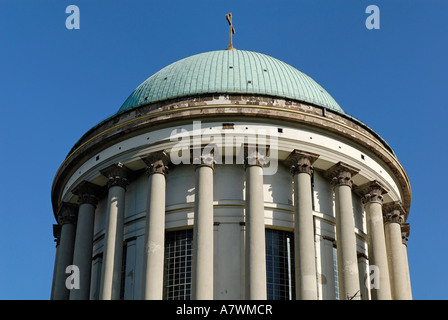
<box><xmin>402</xmin><ymin>243</ymin><xmax>412</xmax><ymax>299</ymax></box>
<box><xmin>356</xmin><ymin>181</ymin><xmax>391</xmax><ymax>300</ymax></box>
<box><xmin>141</xmin><ymin>153</ymin><xmax>169</xmax><ymax>300</ymax></box>
<box><xmin>294</xmin><ymin>172</ymin><xmax>317</xmax><ymax>300</ymax></box>
<box><xmin>383</xmin><ymin>205</ymin><xmax>410</xmax><ymax>300</ymax></box>
<box><xmin>245</xmin><ymin>164</ymin><xmax>267</xmax><ymax>299</ymax></box>
<box><xmin>326</xmin><ymin>162</ymin><xmax>361</xmax><ymax>300</ymax></box>
<box><xmin>99</xmin><ymin>163</ymin><xmax>129</xmax><ymax>300</ymax></box>
<box><xmin>52</xmin><ymin>203</ymin><xmax>78</xmax><ymax>300</ymax></box>
<box><xmin>69</xmin><ymin>181</ymin><xmax>101</xmax><ymax>300</ymax></box>
<box><xmin>100</xmin><ymin>185</ymin><xmax>126</xmax><ymax>300</ymax></box>
<box><xmin>50</xmin><ymin>224</ymin><xmax>61</xmax><ymax>300</ymax></box>
<box><xmin>334</xmin><ymin>184</ymin><xmax>361</xmax><ymax>300</ymax></box>
<box><xmin>365</xmin><ymin>201</ymin><xmax>391</xmax><ymax>299</ymax></box>
<box><xmin>70</xmin><ymin>202</ymin><xmax>96</xmax><ymax>300</ymax></box>
<box><xmin>192</xmin><ymin>163</ymin><xmax>214</xmax><ymax>299</ymax></box>
<box><xmin>287</xmin><ymin>150</ymin><xmax>319</xmax><ymax>300</ymax></box>
<box><xmin>401</xmin><ymin>223</ymin><xmax>412</xmax><ymax>299</ymax></box>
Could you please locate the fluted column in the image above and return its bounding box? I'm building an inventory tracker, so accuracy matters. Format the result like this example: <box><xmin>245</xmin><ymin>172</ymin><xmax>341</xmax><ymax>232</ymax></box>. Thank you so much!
<box><xmin>326</xmin><ymin>162</ymin><xmax>361</xmax><ymax>300</ymax></box>
<box><xmin>355</xmin><ymin>181</ymin><xmax>391</xmax><ymax>300</ymax></box>
<box><xmin>192</xmin><ymin>149</ymin><xmax>215</xmax><ymax>300</ymax></box>
<box><xmin>286</xmin><ymin>150</ymin><xmax>319</xmax><ymax>300</ymax></box>
<box><xmin>52</xmin><ymin>202</ymin><xmax>78</xmax><ymax>300</ymax></box>
<box><xmin>141</xmin><ymin>151</ymin><xmax>169</xmax><ymax>300</ymax></box>
<box><xmin>244</xmin><ymin>146</ymin><xmax>267</xmax><ymax>299</ymax></box>
<box><xmin>70</xmin><ymin>181</ymin><xmax>102</xmax><ymax>300</ymax></box>
<box><xmin>99</xmin><ymin>163</ymin><xmax>130</xmax><ymax>300</ymax></box>
<box><xmin>383</xmin><ymin>201</ymin><xmax>411</xmax><ymax>300</ymax></box>
<box><xmin>401</xmin><ymin>223</ymin><xmax>412</xmax><ymax>299</ymax></box>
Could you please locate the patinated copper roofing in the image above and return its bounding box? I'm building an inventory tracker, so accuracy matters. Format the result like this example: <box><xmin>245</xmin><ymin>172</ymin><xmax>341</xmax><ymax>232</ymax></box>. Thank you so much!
<box><xmin>118</xmin><ymin>50</ymin><xmax>343</xmax><ymax>114</ymax></box>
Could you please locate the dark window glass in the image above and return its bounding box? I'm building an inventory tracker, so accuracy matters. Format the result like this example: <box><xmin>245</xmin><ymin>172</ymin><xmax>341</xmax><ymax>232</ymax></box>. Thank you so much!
<box><xmin>164</xmin><ymin>229</ymin><xmax>193</xmax><ymax>300</ymax></box>
<box><xmin>266</xmin><ymin>229</ymin><xmax>295</xmax><ymax>300</ymax></box>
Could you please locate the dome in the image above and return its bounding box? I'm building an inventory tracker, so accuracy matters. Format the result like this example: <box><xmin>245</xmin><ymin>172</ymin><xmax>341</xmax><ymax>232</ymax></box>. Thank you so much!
<box><xmin>118</xmin><ymin>50</ymin><xmax>343</xmax><ymax>114</ymax></box>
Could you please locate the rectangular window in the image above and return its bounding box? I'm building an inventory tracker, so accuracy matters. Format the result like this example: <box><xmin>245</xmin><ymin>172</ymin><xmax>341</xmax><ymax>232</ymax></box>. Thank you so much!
<box><xmin>266</xmin><ymin>229</ymin><xmax>295</xmax><ymax>300</ymax></box>
<box><xmin>164</xmin><ymin>229</ymin><xmax>193</xmax><ymax>300</ymax></box>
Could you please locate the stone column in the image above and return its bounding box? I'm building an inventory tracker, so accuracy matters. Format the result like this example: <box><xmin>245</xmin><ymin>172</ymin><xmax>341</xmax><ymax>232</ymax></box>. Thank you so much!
<box><xmin>192</xmin><ymin>149</ymin><xmax>215</xmax><ymax>300</ymax></box>
<box><xmin>286</xmin><ymin>149</ymin><xmax>319</xmax><ymax>300</ymax></box>
<box><xmin>383</xmin><ymin>201</ymin><xmax>411</xmax><ymax>300</ymax></box>
<box><xmin>244</xmin><ymin>146</ymin><xmax>267</xmax><ymax>300</ymax></box>
<box><xmin>50</xmin><ymin>224</ymin><xmax>61</xmax><ymax>300</ymax></box>
<box><xmin>52</xmin><ymin>202</ymin><xmax>78</xmax><ymax>300</ymax></box>
<box><xmin>69</xmin><ymin>181</ymin><xmax>102</xmax><ymax>300</ymax></box>
<box><xmin>326</xmin><ymin>162</ymin><xmax>361</xmax><ymax>300</ymax></box>
<box><xmin>99</xmin><ymin>163</ymin><xmax>130</xmax><ymax>300</ymax></box>
<box><xmin>355</xmin><ymin>181</ymin><xmax>391</xmax><ymax>300</ymax></box>
<box><xmin>141</xmin><ymin>151</ymin><xmax>169</xmax><ymax>300</ymax></box>
<box><xmin>401</xmin><ymin>223</ymin><xmax>412</xmax><ymax>299</ymax></box>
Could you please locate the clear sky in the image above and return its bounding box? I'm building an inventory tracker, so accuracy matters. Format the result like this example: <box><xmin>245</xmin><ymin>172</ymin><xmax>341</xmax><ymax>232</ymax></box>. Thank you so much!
<box><xmin>0</xmin><ymin>0</ymin><xmax>446</xmax><ymax>300</ymax></box>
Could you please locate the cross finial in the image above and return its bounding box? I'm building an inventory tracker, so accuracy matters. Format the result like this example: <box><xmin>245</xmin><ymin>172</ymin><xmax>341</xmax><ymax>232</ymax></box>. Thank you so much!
<box><xmin>225</xmin><ymin>12</ymin><xmax>236</xmax><ymax>50</ymax></box>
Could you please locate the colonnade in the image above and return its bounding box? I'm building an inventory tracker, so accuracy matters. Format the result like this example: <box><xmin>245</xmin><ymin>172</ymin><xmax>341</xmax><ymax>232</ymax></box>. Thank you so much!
<box><xmin>51</xmin><ymin>148</ymin><xmax>412</xmax><ymax>300</ymax></box>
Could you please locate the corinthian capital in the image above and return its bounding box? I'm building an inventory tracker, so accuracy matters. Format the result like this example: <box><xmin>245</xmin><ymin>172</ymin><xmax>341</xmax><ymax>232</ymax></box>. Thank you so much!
<box><xmin>325</xmin><ymin>161</ymin><xmax>360</xmax><ymax>188</ymax></box>
<box><xmin>285</xmin><ymin>149</ymin><xmax>319</xmax><ymax>176</ymax></box>
<box><xmin>244</xmin><ymin>144</ymin><xmax>269</xmax><ymax>168</ymax></box>
<box><xmin>401</xmin><ymin>223</ymin><xmax>410</xmax><ymax>246</ymax></box>
<box><xmin>142</xmin><ymin>150</ymin><xmax>170</xmax><ymax>175</ymax></box>
<box><xmin>384</xmin><ymin>212</ymin><xmax>403</xmax><ymax>225</ymax></box>
<box><xmin>53</xmin><ymin>224</ymin><xmax>61</xmax><ymax>246</ymax></box>
<box><xmin>383</xmin><ymin>201</ymin><xmax>405</xmax><ymax>225</ymax></box>
<box><xmin>191</xmin><ymin>146</ymin><xmax>216</xmax><ymax>169</ymax></box>
<box><xmin>57</xmin><ymin>202</ymin><xmax>78</xmax><ymax>225</ymax></box>
<box><xmin>354</xmin><ymin>180</ymin><xmax>389</xmax><ymax>205</ymax></box>
<box><xmin>71</xmin><ymin>180</ymin><xmax>104</xmax><ymax>206</ymax></box>
<box><xmin>100</xmin><ymin>162</ymin><xmax>131</xmax><ymax>190</ymax></box>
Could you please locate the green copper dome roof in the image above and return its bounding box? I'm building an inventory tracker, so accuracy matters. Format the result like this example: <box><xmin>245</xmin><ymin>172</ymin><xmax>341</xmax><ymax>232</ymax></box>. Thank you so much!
<box><xmin>118</xmin><ymin>50</ymin><xmax>343</xmax><ymax>113</ymax></box>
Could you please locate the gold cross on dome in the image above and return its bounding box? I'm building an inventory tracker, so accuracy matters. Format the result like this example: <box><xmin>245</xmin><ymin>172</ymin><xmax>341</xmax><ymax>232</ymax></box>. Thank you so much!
<box><xmin>225</xmin><ymin>13</ymin><xmax>236</xmax><ymax>50</ymax></box>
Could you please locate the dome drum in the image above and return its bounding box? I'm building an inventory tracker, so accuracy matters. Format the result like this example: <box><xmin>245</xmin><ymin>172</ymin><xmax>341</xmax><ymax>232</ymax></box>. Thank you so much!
<box><xmin>52</xmin><ymin>94</ymin><xmax>410</xmax><ymax>219</ymax></box>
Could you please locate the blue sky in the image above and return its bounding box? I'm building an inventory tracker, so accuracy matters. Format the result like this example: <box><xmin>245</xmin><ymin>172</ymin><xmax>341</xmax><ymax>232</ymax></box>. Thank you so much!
<box><xmin>0</xmin><ymin>0</ymin><xmax>446</xmax><ymax>300</ymax></box>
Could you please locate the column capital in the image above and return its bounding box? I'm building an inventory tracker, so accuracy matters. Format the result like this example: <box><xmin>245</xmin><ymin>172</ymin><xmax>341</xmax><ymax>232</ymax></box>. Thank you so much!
<box><xmin>285</xmin><ymin>149</ymin><xmax>319</xmax><ymax>176</ymax></box>
<box><xmin>57</xmin><ymin>202</ymin><xmax>78</xmax><ymax>225</ymax></box>
<box><xmin>383</xmin><ymin>200</ymin><xmax>405</xmax><ymax>225</ymax></box>
<box><xmin>401</xmin><ymin>223</ymin><xmax>410</xmax><ymax>246</ymax></box>
<box><xmin>191</xmin><ymin>146</ymin><xmax>216</xmax><ymax>169</ymax></box>
<box><xmin>71</xmin><ymin>180</ymin><xmax>104</xmax><ymax>206</ymax></box>
<box><xmin>53</xmin><ymin>224</ymin><xmax>62</xmax><ymax>246</ymax></box>
<box><xmin>244</xmin><ymin>144</ymin><xmax>269</xmax><ymax>168</ymax></box>
<box><xmin>383</xmin><ymin>201</ymin><xmax>405</xmax><ymax>225</ymax></box>
<box><xmin>100</xmin><ymin>162</ymin><xmax>131</xmax><ymax>190</ymax></box>
<box><xmin>384</xmin><ymin>213</ymin><xmax>403</xmax><ymax>225</ymax></box>
<box><xmin>325</xmin><ymin>161</ymin><xmax>360</xmax><ymax>188</ymax></box>
<box><xmin>354</xmin><ymin>180</ymin><xmax>389</xmax><ymax>205</ymax></box>
<box><xmin>141</xmin><ymin>150</ymin><xmax>170</xmax><ymax>175</ymax></box>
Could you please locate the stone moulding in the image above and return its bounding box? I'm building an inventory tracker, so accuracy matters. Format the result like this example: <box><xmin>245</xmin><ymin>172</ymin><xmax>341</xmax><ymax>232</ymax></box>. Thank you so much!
<box><xmin>51</xmin><ymin>95</ymin><xmax>411</xmax><ymax>220</ymax></box>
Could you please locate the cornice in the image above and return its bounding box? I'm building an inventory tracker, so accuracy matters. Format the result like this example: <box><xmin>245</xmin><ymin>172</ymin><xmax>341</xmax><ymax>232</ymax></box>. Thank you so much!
<box><xmin>51</xmin><ymin>96</ymin><xmax>411</xmax><ymax>220</ymax></box>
